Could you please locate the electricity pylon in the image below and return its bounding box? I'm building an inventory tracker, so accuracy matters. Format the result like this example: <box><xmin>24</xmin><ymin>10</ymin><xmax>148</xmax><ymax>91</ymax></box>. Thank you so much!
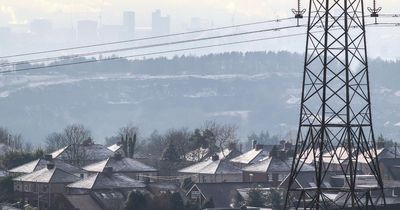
<box><xmin>285</xmin><ymin>0</ymin><xmax>386</xmax><ymax>209</ymax></box>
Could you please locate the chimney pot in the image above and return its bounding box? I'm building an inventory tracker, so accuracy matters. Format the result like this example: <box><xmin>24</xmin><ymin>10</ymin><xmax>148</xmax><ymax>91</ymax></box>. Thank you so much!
<box><xmin>252</xmin><ymin>140</ymin><xmax>257</xmax><ymax>149</ymax></box>
<box><xmin>47</xmin><ymin>163</ymin><xmax>55</xmax><ymax>170</ymax></box>
<box><xmin>211</xmin><ymin>154</ymin><xmax>219</xmax><ymax>161</ymax></box>
<box><xmin>255</xmin><ymin>144</ymin><xmax>263</xmax><ymax>151</ymax></box>
<box><xmin>44</xmin><ymin>154</ymin><xmax>53</xmax><ymax>161</ymax></box>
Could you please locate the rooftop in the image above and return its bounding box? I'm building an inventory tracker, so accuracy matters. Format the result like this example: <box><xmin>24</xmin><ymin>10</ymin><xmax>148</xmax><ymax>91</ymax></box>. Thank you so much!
<box><xmin>179</xmin><ymin>157</ymin><xmax>241</xmax><ymax>175</ymax></box>
<box><xmin>82</xmin><ymin>155</ymin><xmax>157</xmax><ymax>173</ymax></box>
<box><xmin>230</xmin><ymin>147</ymin><xmax>271</xmax><ymax>165</ymax></box>
<box><xmin>13</xmin><ymin>166</ymin><xmax>81</xmax><ymax>183</ymax></box>
<box><xmin>67</xmin><ymin>172</ymin><xmax>146</xmax><ymax>190</ymax></box>
<box><xmin>8</xmin><ymin>157</ymin><xmax>85</xmax><ymax>174</ymax></box>
<box><xmin>51</xmin><ymin>144</ymin><xmax>114</xmax><ymax>161</ymax></box>
<box><xmin>242</xmin><ymin>156</ymin><xmax>313</xmax><ymax>173</ymax></box>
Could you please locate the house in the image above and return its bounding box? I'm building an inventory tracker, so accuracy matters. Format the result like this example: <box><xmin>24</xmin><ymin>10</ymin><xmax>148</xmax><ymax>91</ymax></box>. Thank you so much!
<box><xmin>13</xmin><ymin>164</ymin><xmax>81</xmax><ymax>209</ymax></box>
<box><xmin>179</xmin><ymin>154</ymin><xmax>242</xmax><ymax>183</ymax></box>
<box><xmin>186</xmin><ymin>182</ymin><xmax>269</xmax><ymax>208</ymax></box>
<box><xmin>51</xmin><ymin>141</ymin><xmax>115</xmax><ymax>166</ymax></box>
<box><xmin>8</xmin><ymin>154</ymin><xmax>86</xmax><ymax>177</ymax></box>
<box><xmin>230</xmin><ymin>143</ymin><xmax>275</xmax><ymax>168</ymax></box>
<box><xmin>67</xmin><ymin>167</ymin><xmax>146</xmax><ymax>195</ymax></box>
<box><xmin>356</xmin><ymin>146</ymin><xmax>400</xmax><ymax>177</ymax></box>
<box><xmin>82</xmin><ymin>154</ymin><xmax>158</xmax><ymax>181</ymax></box>
<box><xmin>242</xmin><ymin>156</ymin><xmax>314</xmax><ymax>187</ymax></box>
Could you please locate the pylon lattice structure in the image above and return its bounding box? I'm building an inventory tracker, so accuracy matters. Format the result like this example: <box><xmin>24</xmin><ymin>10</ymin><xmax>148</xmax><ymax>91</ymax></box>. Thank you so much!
<box><xmin>285</xmin><ymin>0</ymin><xmax>386</xmax><ymax>209</ymax></box>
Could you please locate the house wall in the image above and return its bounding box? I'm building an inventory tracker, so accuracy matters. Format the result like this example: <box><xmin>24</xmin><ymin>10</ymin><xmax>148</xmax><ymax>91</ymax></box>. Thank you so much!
<box><xmin>242</xmin><ymin>171</ymin><xmax>287</xmax><ymax>187</ymax></box>
<box><xmin>14</xmin><ymin>181</ymin><xmax>68</xmax><ymax>194</ymax></box>
<box><xmin>187</xmin><ymin>173</ymin><xmax>242</xmax><ymax>183</ymax></box>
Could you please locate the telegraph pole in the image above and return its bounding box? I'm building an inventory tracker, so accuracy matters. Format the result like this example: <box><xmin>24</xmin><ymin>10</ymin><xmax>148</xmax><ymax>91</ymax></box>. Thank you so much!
<box><xmin>285</xmin><ymin>0</ymin><xmax>386</xmax><ymax>209</ymax></box>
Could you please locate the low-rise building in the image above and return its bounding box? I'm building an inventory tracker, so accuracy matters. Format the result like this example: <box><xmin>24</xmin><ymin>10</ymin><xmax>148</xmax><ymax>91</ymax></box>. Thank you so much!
<box><xmin>179</xmin><ymin>154</ymin><xmax>242</xmax><ymax>183</ymax></box>
<box><xmin>13</xmin><ymin>164</ymin><xmax>81</xmax><ymax>209</ymax></box>
<box><xmin>186</xmin><ymin>182</ymin><xmax>269</xmax><ymax>209</ymax></box>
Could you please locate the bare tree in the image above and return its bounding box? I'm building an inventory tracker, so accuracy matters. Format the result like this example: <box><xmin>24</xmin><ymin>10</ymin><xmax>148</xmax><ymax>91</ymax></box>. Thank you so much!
<box><xmin>203</xmin><ymin>121</ymin><xmax>239</xmax><ymax>154</ymax></box>
<box><xmin>45</xmin><ymin>132</ymin><xmax>65</xmax><ymax>152</ymax></box>
<box><xmin>163</xmin><ymin>128</ymin><xmax>192</xmax><ymax>160</ymax></box>
<box><xmin>44</xmin><ymin>124</ymin><xmax>91</xmax><ymax>166</ymax></box>
<box><xmin>63</xmin><ymin>124</ymin><xmax>91</xmax><ymax>166</ymax></box>
<box><xmin>118</xmin><ymin>124</ymin><xmax>139</xmax><ymax>158</ymax></box>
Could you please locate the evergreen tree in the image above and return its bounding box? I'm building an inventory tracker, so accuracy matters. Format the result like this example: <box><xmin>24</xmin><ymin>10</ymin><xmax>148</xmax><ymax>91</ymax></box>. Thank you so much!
<box><xmin>124</xmin><ymin>191</ymin><xmax>147</xmax><ymax>210</ymax></box>
<box><xmin>170</xmin><ymin>192</ymin><xmax>185</xmax><ymax>210</ymax></box>
<box><xmin>246</xmin><ymin>189</ymin><xmax>266</xmax><ymax>207</ymax></box>
<box><xmin>203</xmin><ymin>197</ymin><xmax>215</xmax><ymax>208</ymax></box>
<box><xmin>161</xmin><ymin>142</ymin><xmax>180</xmax><ymax>161</ymax></box>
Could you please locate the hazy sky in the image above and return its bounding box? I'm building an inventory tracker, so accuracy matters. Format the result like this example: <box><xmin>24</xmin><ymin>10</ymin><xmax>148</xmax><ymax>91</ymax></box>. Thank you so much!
<box><xmin>0</xmin><ymin>0</ymin><xmax>399</xmax><ymax>59</ymax></box>
<box><xmin>1</xmin><ymin>0</ymin><xmax>399</xmax><ymax>27</ymax></box>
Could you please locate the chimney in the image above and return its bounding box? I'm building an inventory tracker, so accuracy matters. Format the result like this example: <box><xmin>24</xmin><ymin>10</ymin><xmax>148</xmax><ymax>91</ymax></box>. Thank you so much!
<box><xmin>114</xmin><ymin>153</ymin><xmax>123</xmax><ymax>160</ymax></box>
<box><xmin>284</xmin><ymin>142</ymin><xmax>293</xmax><ymax>152</ymax></box>
<box><xmin>252</xmin><ymin>140</ymin><xmax>257</xmax><ymax>149</ymax></box>
<box><xmin>377</xmin><ymin>140</ymin><xmax>385</xmax><ymax>149</ymax></box>
<box><xmin>103</xmin><ymin>167</ymin><xmax>113</xmax><ymax>177</ymax></box>
<box><xmin>280</xmin><ymin>140</ymin><xmax>286</xmax><ymax>149</ymax></box>
<box><xmin>47</xmin><ymin>163</ymin><xmax>55</xmax><ymax>170</ymax></box>
<box><xmin>44</xmin><ymin>154</ymin><xmax>53</xmax><ymax>161</ymax></box>
<box><xmin>255</xmin><ymin>144</ymin><xmax>263</xmax><ymax>151</ymax></box>
<box><xmin>211</xmin><ymin>154</ymin><xmax>219</xmax><ymax>161</ymax></box>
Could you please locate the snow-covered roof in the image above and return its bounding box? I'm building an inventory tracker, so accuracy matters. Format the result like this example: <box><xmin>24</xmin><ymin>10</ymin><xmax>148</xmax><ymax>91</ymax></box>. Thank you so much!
<box><xmin>13</xmin><ymin>167</ymin><xmax>81</xmax><ymax>183</ymax></box>
<box><xmin>230</xmin><ymin>147</ymin><xmax>270</xmax><ymax>165</ymax></box>
<box><xmin>67</xmin><ymin>172</ymin><xmax>145</xmax><ymax>190</ymax></box>
<box><xmin>322</xmin><ymin>147</ymin><xmax>349</xmax><ymax>164</ymax></box>
<box><xmin>8</xmin><ymin>158</ymin><xmax>85</xmax><ymax>174</ymax></box>
<box><xmin>83</xmin><ymin>156</ymin><xmax>157</xmax><ymax>173</ymax></box>
<box><xmin>179</xmin><ymin>158</ymin><xmax>241</xmax><ymax>175</ymax></box>
<box><xmin>107</xmin><ymin>144</ymin><xmax>122</xmax><ymax>153</ymax></box>
<box><xmin>52</xmin><ymin>144</ymin><xmax>115</xmax><ymax>161</ymax></box>
<box><xmin>243</xmin><ymin>157</ymin><xmax>314</xmax><ymax>173</ymax></box>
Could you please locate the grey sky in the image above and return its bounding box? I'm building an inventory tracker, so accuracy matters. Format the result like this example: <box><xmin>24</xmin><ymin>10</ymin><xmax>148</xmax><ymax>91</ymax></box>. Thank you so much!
<box><xmin>1</xmin><ymin>0</ymin><xmax>398</xmax><ymax>27</ymax></box>
<box><xmin>0</xmin><ymin>0</ymin><xmax>399</xmax><ymax>59</ymax></box>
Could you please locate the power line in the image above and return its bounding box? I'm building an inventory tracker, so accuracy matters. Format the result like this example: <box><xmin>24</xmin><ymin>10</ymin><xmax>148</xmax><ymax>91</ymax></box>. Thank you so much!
<box><xmin>0</xmin><ymin>25</ymin><xmax>305</xmax><ymax>67</ymax></box>
<box><xmin>0</xmin><ymin>17</ymin><xmax>295</xmax><ymax>59</ymax></box>
<box><xmin>1</xmin><ymin>22</ymin><xmax>399</xmax><ymax>74</ymax></box>
<box><xmin>0</xmin><ymin>32</ymin><xmax>308</xmax><ymax>74</ymax></box>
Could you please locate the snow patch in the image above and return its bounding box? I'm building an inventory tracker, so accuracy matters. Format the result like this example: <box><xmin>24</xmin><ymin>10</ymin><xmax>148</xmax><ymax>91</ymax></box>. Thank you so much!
<box><xmin>209</xmin><ymin>110</ymin><xmax>251</xmax><ymax>121</ymax></box>
<box><xmin>184</xmin><ymin>89</ymin><xmax>217</xmax><ymax>98</ymax></box>
<box><xmin>0</xmin><ymin>91</ymin><xmax>9</xmax><ymax>98</ymax></box>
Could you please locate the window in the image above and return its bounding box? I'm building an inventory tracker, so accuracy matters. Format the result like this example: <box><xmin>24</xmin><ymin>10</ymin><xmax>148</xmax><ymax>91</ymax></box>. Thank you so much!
<box><xmin>268</xmin><ymin>174</ymin><xmax>273</xmax><ymax>182</ymax></box>
<box><xmin>278</xmin><ymin>174</ymin><xmax>284</xmax><ymax>181</ymax></box>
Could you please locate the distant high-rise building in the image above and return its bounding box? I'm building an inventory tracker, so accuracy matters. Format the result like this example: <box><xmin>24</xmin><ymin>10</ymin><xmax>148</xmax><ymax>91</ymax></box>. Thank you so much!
<box><xmin>30</xmin><ymin>19</ymin><xmax>53</xmax><ymax>36</ymax></box>
<box><xmin>77</xmin><ymin>20</ymin><xmax>98</xmax><ymax>42</ymax></box>
<box><xmin>123</xmin><ymin>11</ymin><xmax>135</xmax><ymax>39</ymax></box>
<box><xmin>152</xmin><ymin>10</ymin><xmax>170</xmax><ymax>35</ymax></box>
